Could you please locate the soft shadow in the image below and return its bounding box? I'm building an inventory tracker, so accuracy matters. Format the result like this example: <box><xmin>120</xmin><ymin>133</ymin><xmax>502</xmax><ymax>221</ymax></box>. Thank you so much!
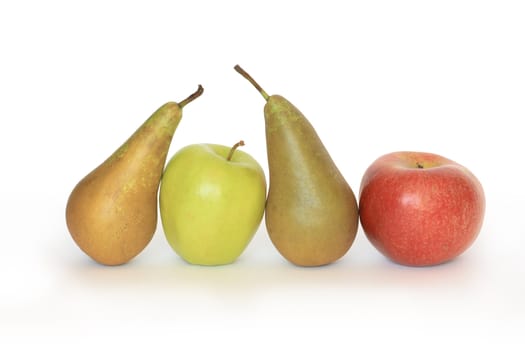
<box><xmin>56</xmin><ymin>240</ymin><xmax>484</xmax><ymax>300</ymax></box>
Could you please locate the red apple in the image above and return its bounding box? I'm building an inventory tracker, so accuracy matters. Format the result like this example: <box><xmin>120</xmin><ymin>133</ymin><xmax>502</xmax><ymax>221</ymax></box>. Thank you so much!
<box><xmin>359</xmin><ymin>151</ymin><xmax>485</xmax><ymax>266</ymax></box>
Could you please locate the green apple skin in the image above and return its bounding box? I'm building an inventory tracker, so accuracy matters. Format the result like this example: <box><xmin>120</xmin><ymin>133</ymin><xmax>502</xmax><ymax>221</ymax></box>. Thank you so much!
<box><xmin>159</xmin><ymin>143</ymin><xmax>267</xmax><ymax>265</ymax></box>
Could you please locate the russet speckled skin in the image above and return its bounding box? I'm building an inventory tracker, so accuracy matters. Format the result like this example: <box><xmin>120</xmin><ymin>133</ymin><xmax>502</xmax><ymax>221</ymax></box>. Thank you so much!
<box><xmin>264</xmin><ymin>95</ymin><xmax>359</xmax><ymax>266</ymax></box>
<box><xmin>65</xmin><ymin>102</ymin><xmax>183</xmax><ymax>265</ymax></box>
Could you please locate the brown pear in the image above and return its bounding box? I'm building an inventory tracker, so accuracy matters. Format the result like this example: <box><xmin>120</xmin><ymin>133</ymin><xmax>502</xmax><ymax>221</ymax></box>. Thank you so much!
<box><xmin>234</xmin><ymin>65</ymin><xmax>358</xmax><ymax>266</ymax></box>
<box><xmin>65</xmin><ymin>85</ymin><xmax>203</xmax><ymax>265</ymax></box>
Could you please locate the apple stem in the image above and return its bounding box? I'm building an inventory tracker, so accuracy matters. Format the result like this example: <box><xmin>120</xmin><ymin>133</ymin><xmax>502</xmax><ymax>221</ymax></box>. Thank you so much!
<box><xmin>226</xmin><ymin>140</ymin><xmax>245</xmax><ymax>161</ymax></box>
<box><xmin>234</xmin><ymin>65</ymin><xmax>270</xmax><ymax>101</ymax></box>
<box><xmin>416</xmin><ymin>162</ymin><xmax>424</xmax><ymax>169</ymax></box>
<box><xmin>179</xmin><ymin>85</ymin><xmax>204</xmax><ymax>108</ymax></box>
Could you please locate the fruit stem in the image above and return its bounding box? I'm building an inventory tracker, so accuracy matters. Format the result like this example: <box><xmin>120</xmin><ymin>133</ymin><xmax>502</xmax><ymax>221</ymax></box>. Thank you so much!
<box><xmin>179</xmin><ymin>85</ymin><xmax>204</xmax><ymax>108</ymax></box>
<box><xmin>234</xmin><ymin>65</ymin><xmax>269</xmax><ymax>101</ymax></box>
<box><xmin>226</xmin><ymin>140</ymin><xmax>245</xmax><ymax>161</ymax></box>
<box><xmin>416</xmin><ymin>162</ymin><xmax>424</xmax><ymax>169</ymax></box>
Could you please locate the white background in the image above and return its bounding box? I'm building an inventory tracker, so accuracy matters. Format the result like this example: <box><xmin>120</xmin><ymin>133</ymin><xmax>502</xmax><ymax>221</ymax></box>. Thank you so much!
<box><xmin>1</xmin><ymin>0</ymin><xmax>524</xmax><ymax>348</ymax></box>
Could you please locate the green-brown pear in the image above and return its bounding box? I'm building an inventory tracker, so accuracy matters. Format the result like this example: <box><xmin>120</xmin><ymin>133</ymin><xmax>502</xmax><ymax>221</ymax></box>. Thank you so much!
<box><xmin>65</xmin><ymin>85</ymin><xmax>203</xmax><ymax>266</ymax></box>
<box><xmin>234</xmin><ymin>65</ymin><xmax>358</xmax><ymax>266</ymax></box>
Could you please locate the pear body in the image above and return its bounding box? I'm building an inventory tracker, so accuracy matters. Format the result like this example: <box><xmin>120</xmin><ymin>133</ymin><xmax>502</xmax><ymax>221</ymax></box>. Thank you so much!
<box><xmin>264</xmin><ymin>95</ymin><xmax>358</xmax><ymax>266</ymax></box>
<box><xmin>66</xmin><ymin>102</ymin><xmax>183</xmax><ymax>265</ymax></box>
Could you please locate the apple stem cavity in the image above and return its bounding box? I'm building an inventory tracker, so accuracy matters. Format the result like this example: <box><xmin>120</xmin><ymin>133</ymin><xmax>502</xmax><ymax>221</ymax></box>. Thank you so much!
<box><xmin>227</xmin><ymin>140</ymin><xmax>245</xmax><ymax>161</ymax></box>
<box><xmin>234</xmin><ymin>65</ymin><xmax>270</xmax><ymax>101</ymax></box>
<box><xmin>179</xmin><ymin>85</ymin><xmax>204</xmax><ymax>108</ymax></box>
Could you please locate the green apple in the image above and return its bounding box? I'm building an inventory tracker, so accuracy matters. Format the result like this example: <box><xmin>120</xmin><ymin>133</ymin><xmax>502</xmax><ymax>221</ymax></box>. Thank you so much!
<box><xmin>159</xmin><ymin>141</ymin><xmax>267</xmax><ymax>265</ymax></box>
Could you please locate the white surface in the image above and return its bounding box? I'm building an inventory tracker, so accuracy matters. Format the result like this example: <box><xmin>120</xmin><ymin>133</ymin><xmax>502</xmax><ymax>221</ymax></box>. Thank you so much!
<box><xmin>1</xmin><ymin>0</ymin><xmax>524</xmax><ymax>348</ymax></box>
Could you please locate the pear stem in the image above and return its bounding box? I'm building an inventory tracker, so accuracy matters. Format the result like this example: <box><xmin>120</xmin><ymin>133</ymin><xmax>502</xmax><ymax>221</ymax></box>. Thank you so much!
<box><xmin>226</xmin><ymin>140</ymin><xmax>245</xmax><ymax>161</ymax></box>
<box><xmin>234</xmin><ymin>65</ymin><xmax>269</xmax><ymax>101</ymax></box>
<box><xmin>179</xmin><ymin>85</ymin><xmax>204</xmax><ymax>108</ymax></box>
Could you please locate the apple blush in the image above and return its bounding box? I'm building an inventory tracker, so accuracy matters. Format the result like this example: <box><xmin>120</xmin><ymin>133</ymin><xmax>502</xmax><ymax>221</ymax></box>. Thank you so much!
<box><xmin>359</xmin><ymin>151</ymin><xmax>485</xmax><ymax>267</ymax></box>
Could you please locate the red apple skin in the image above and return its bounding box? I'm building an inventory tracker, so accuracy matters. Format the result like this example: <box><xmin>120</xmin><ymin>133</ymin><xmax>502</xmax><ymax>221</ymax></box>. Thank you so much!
<box><xmin>359</xmin><ymin>151</ymin><xmax>485</xmax><ymax>267</ymax></box>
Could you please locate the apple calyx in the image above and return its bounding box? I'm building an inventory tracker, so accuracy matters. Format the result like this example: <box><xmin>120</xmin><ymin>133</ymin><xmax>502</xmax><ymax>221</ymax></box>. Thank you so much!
<box><xmin>416</xmin><ymin>162</ymin><xmax>424</xmax><ymax>169</ymax></box>
<box><xmin>226</xmin><ymin>140</ymin><xmax>245</xmax><ymax>161</ymax></box>
<box><xmin>179</xmin><ymin>85</ymin><xmax>204</xmax><ymax>108</ymax></box>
